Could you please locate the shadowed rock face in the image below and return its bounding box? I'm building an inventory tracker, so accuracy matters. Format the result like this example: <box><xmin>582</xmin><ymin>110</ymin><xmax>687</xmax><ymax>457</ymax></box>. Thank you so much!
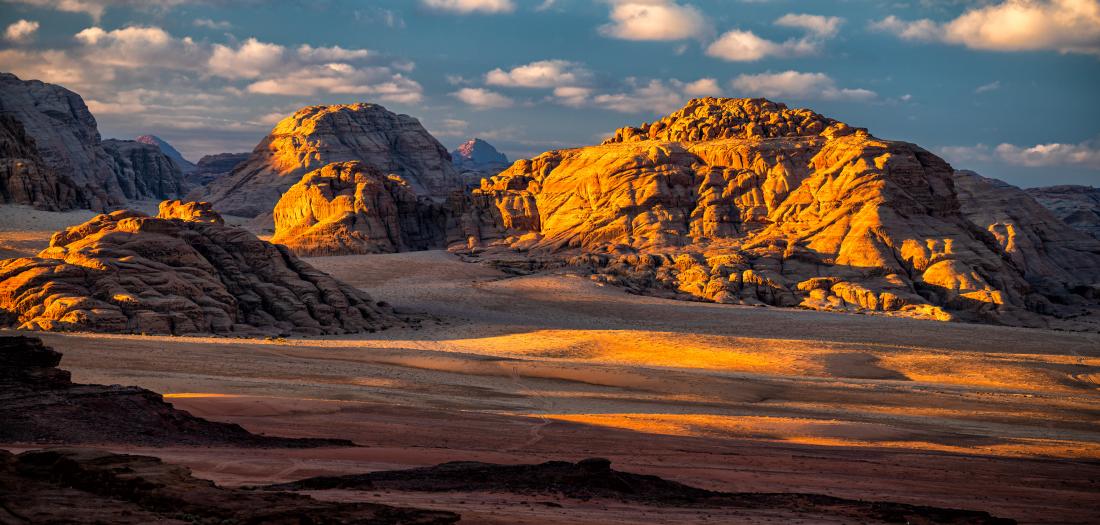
<box><xmin>0</xmin><ymin>448</ymin><xmax>459</xmax><ymax>524</ymax></box>
<box><xmin>0</xmin><ymin>73</ymin><xmax>185</xmax><ymax>211</ymax></box>
<box><xmin>452</xmin><ymin>138</ymin><xmax>510</xmax><ymax>188</ymax></box>
<box><xmin>0</xmin><ymin>205</ymin><xmax>395</xmax><ymax>335</ymax></box>
<box><xmin>135</xmin><ymin>134</ymin><xmax>196</xmax><ymax>173</ymax></box>
<box><xmin>1027</xmin><ymin>185</ymin><xmax>1100</xmax><ymax>240</ymax></box>
<box><xmin>0</xmin><ymin>335</ymin><xmax>352</xmax><ymax>447</ymax></box>
<box><xmin>271</xmin><ymin>161</ymin><xmax>460</xmax><ymax>256</ymax></box>
<box><xmin>186</xmin><ymin>151</ymin><xmax>249</xmax><ymax>186</ymax></box>
<box><xmin>0</xmin><ymin>114</ymin><xmax>78</xmax><ymax>210</ymax></box>
<box><xmin>269</xmin><ymin>458</ymin><xmax>1013</xmax><ymax>524</ymax></box>
<box><xmin>199</xmin><ymin>103</ymin><xmax>464</xmax><ymax>218</ymax></box>
<box><xmin>470</xmin><ymin>97</ymin><xmax>1100</xmax><ymax>326</ymax></box>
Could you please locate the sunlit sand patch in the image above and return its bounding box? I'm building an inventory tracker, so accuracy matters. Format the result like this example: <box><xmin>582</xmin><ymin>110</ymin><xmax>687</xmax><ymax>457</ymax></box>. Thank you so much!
<box><xmin>543</xmin><ymin>413</ymin><xmax>1100</xmax><ymax>459</ymax></box>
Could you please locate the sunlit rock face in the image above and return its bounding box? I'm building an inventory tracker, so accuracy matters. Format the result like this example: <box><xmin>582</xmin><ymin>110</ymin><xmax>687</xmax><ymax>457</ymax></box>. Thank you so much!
<box><xmin>271</xmin><ymin>161</ymin><xmax>464</xmax><ymax>256</ymax></box>
<box><xmin>471</xmin><ymin>97</ymin><xmax>1100</xmax><ymax>325</ymax></box>
<box><xmin>1027</xmin><ymin>185</ymin><xmax>1100</xmax><ymax>241</ymax></box>
<box><xmin>200</xmin><ymin>103</ymin><xmax>464</xmax><ymax>218</ymax></box>
<box><xmin>0</xmin><ymin>73</ymin><xmax>185</xmax><ymax>211</ymax></box>
<box><xmin>0</xmin><ymin>205</ymin><xmax>394</xmax><ymax>335</ymax></box>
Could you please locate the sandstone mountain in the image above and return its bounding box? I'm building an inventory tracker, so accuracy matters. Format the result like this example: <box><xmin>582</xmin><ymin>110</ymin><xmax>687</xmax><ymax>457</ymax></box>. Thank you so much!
<box><xmin>186</xmin><ymin>151</ymin><xmax>249</xmax><ymax>186</ymax></box>
<box><xmin>199</xmin><ymin>103</ymin><xmax>464</xmax><ymax>218</ymax></box>
<box><xmin>452</xmin><ymin>138</ymin><xmax>509</xmax><ymax>187</ymax></box>
<box><xmin>271</xmin><ymin>161</ymin><xmax>463</xmax><ymax>256</ymax></box>
<box><xmin>468</xmin><ymin>98</ymin><xmax>1100</xmax><ymax>326</ymax></box>
<box><xmin>135</xmin><ymin>134</ymin><xmax>196</xmax><ymax>173</ymax></box>
<box><xmin>0</xmin><ymin>203</ymin><xmax>394</xmax><ymax>335</ymax></box>
<box><xmin>0</xmin><ymin>73</ymin><xmax>186</xmax><ymax>211</ymax></box>
<box><xmin>1027</xmin><ymin>185</ymin><xmax>1100</xmax><ymax>240</ymax></box>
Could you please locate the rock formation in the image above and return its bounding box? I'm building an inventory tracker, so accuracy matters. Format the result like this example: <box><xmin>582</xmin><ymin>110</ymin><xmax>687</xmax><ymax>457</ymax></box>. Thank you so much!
<box><xmin>1027</xmin><ymin>185</ymin><xmax>1100</xmax><ymax>240</ymax></box>
<box><xmin>468</xmin><ymin>98</ymin><xmax>1100</xmax><ymax>326</ymax></box>
<box><xmin>0</xmin><ymin>448</ymin><xmax>459</xmax><ymax>524</ymax></box>
<box><xmin>269</xmin><ymin>457</ymin><xmax>1012</xmax><ymax>524</ymax></box>
<box><xmin>157</xmin><ymin>199</ymin><xmax>224</xmax><ymax>224</ymax></box>
<box><xmin>0</xmin><ymin>204</ymin><xmax>394</xmax><ymax>335</ymax></box>
<box><xmin>0</xmin><ymin>335</ymin><xmax>351</xmax><ymax>447</ymax></box>
<box><xmin>186</xmin><ymin>151</ymin><xmax>249</xmax><ymax>186</ymax></box>
<box><xmin>0</xmin><ymin>114</ymin><xmax>78</xmax><ymax>210</ymax></box>
<box><xmin>199</xmin><ymin>103</ymin><xmax>464</xmax><ymax>218</ymax></box>
<box><xmin>0</xmin><ymin>73</ymin><xmax>185</xmax><ymax>210</ymax></box>
<box><xmin>452</xmin><ymin>138</ymin><xmax>509</xmax><ymax>187</ymax></box>
<box><xmin>101</xmin><ymin>139</ymin><xmax>186</xmax><ymax>200</ymax></box>
<box><xmin>135</xmin><ymin>134</ymin><xmax>196</xmax><ymax>173</ymax></box>
<box><xmin>271</xmin><ymin>161</ymin><xmax>459</xmax><ymax>255</ymax></box>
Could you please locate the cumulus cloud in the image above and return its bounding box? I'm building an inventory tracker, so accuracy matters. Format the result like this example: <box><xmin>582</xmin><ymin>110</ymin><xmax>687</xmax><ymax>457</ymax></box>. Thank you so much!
<box><xmin>730</xmin><ymin>71</ymin><xmax>876</xmax><ymax>101</ymax></box>
<box><xmin>942</xmin><ymin>139</ymin><xmax>1100</xmax><ymax>168</ymax></box>
<box><xmin>485</xmin><ymin>59</ymin><xmax>592</xmax><ymax>88</ymax></box>
<box><xmin>2</xmin><ymin>0</ymin><xmax>195</xmax><ymax>22</ymax></box>
<box><xmin>707</xmin><ymin>13</ymin><xmax>844</xmax><ymax>61</ymax></box>
<box><xmin>4</xmin><ymin>19</ymin><xmax>39</xmax><ymax>43</ymax></box>
<box><xmin>599</xmin><ymin>0</ymin><xmax>711</xmax><ymax>41</ymax></box>
<box><xmin>452</xmin><ymin>87</ymin><xmax>515</xmax><ymax>108</ymax></box>
<box><xmin>420</xmin><ymin>0</ymin><xmax>515</xmax><ymax>14</ymax></box>
<box><xmin>870</xmin><ymin>0</ymin><xmax>1100</xmax><ymax>56</ymax></box>
<box><xmin>592</xmin><ymin>77</ymin><xmax>722</xmax><ymax>113</ymax></box>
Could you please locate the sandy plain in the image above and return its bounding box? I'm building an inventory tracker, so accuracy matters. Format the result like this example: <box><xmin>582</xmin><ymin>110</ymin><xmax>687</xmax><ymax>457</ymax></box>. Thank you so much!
<box><xmin>2</xmin><ymin>209</ymin><xmax>1100</xmax><ymax>523</ymax></box>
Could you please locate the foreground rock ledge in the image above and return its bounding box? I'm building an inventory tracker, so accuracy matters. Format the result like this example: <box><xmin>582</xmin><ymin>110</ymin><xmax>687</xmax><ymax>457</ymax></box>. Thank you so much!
<box><xmin>0</xmin><ymin>204</ymin><xmax>395</xmax><ymax>335</ymax></box>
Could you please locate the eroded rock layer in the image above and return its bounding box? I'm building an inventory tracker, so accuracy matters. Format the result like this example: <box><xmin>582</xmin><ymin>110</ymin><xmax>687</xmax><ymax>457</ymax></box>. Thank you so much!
<box><xmin>0</xmin><ymin>206</ymin><xmax>394</xmax><ymax>335</ymax></box>
<box><xmin>470</xmin><ymin>98</ymin><xmax>1100</xmax><ymax>325</ymax></box>
<box><xmin>271</xmin><ymin>161</ymin><xmax>459</xmax><ymax>256</ymax></box>
<box><xmin>1027</xmin><ymin>185</ymin><xmax>1100</xmax><ymax>240</ymax></box>
<box><xmin>0</xmin><ymin>73</ymin><xmax>185</xmax><ymax>210</ymax></box>
<box><xmin>200</xmin><ymin>103</ymin><xmax>464</xmax><ymax>217</ymax></box>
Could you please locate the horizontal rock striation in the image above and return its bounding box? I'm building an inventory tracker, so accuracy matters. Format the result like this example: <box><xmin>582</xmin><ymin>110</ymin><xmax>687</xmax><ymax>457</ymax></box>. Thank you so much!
<box><xmin>469</xmin><ymin>97</ymin><xmax>1100</xmax><ymax>326</ymax></box>
<box><xmin>0</xmin><ymin>205</ymin><xmax>395</xmax><ymax>335</ymax></box>
<box><xmin>1027</xmin><ymin>185</ymin><xmax>1100</xmax><ymax>240</ymax></box>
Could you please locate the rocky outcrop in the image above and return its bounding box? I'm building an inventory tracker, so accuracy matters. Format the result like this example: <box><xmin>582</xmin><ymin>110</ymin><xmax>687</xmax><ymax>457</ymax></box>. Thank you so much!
<box><xmin>0</xmin><ymin>335</ymin><xmax>352</xmax><ymax>447</ymax></box>
<box><xmin>269</xmin><ymin>458</ymin><xmax>1012</xmax><ymax>524</ymax></box>
<box><xmin>0</xmin><ymin>449</ymin><xmax>459</xmax><ymax>524</ymax></box>
<box><xmin>1027</xmin><ymin>185</ymin><xmax>1100</xmax><ymax>240</ymax></box>
<box><xmin>157</xmin><ymin>199</ymin><xmax>224</xmax><ymax>224</ymax></box>
<box><xmin>0</xmin><ymin>114</ymin><xmax>78</xmax><ymax>210</ymax></box>
<box><xmin>101</xmin><ymin>139</ymin><xmax>185</xmax><ymax>200</ymax></box>
<box><xmin>0</xmin><ymin>73</ymin><xmax>185</xmax><ymax>210</ymax></box>
<box><xmin>452</xmin><ymin>138</ymin><xmax>509</xmax><ymax>187</ymax></box>
<box><xmin>135</xmin><ymin>134</ymin><xmax>196</xmax><ymax>173</ymax></box>
<box><xmin>199</xmin><ymin>103</ymin><xmax>464</xmax><ymax>218</ymax></box>
<box><xmin>468</xmin><ymin>98</ymin><xmax>1100</xmax><ymax>326</ymax></box>
<box><xmin>271</xmin><ymin>161</ymin><xmax>460</xmax><ymax>256</ymax></box>
<box><xmin>186</xmin><ymin>151</ymin><xmax>249</xmax><ymax>186</ymax></box>
<box><xmin>0</xmin><ymin>206</ymin><xmax>395</xmax><ymax>335</ymax></box>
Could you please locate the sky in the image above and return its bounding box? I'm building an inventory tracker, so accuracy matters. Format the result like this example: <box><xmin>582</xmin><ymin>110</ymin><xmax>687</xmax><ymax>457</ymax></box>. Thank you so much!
<box><xmin>0</xmin><ymin>0</ymin><xmax>1098</xmax><ymax>187</ymax></box>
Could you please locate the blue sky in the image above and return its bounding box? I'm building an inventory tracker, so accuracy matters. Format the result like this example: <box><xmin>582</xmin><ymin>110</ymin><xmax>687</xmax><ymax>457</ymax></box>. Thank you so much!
<box><xmin>1</xmin><ymin>0</ymin><xmax>1098</xmax><ymax>187</ymax></box>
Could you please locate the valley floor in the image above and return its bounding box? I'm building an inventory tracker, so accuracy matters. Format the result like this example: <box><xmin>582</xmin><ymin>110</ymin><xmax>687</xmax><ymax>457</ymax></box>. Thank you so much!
<box><xmin>3</xmin><ymin>248</ymin><xmax>1099</xmax><ymax>523</ymax></box>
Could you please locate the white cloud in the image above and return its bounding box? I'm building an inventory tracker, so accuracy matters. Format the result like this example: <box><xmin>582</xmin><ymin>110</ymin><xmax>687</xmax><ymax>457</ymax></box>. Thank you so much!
<box><xmin>2</xmin><ymin>0</ymin><xmax>194</xmax><ymax>22</ymax></box>
<box><xmin>706</xmin><ymin>13</ymin><xmax>844</xmax><ymax>62</ymax></box>
<box><xmin>4</xmin><ymin>19</ymin><xmax>39</xmax><ymax>43</ymax></box>
<box><xmin>296</xmin><ymin>44</ymin><xmax>372</xmax><ymax>62</ymax></box>
<box><xmin>599</xmin><ymin>0</ymin><xmax>710</xmax><ymax>41</ymax></box>
<box><xmin>420</xmin><ymin>0</ymin><xmax>515</xmax><ymax>14</ymax></box>
<box><xmin>485</xmin><ymin>59</ymin><xmax>592</xmax><ymax>88</ymax></box>
<box><xmin>774</xmin><ymin>14</ymin><xmax>843</xmax><ymax>38</ymax></box>
<box><xmin>74</xmin><ymin>25</ymin><xmax>206</xmax><ymax>69</ymax></box>
<box><xmin>975</xmin><ymin>80</ymin><xmax>1001</xmax><ymax>93</ymax></box>
<box><xmin>207</xmin><ymin>38</ymin><xmax>284</xmax><ymax>79</ymax></box>
<box><xmin>730</xmin><ymin>71</ymin><xmax>876</xmax><ymax>101</ymax></box>
<box><xmin>452</xmin><ymin>87</ymin><xmax>515</xmax><ymax>109</ymax></box>
<box><xmin>551</xmin><ymin>86</ymin><xmax>592</xmax><ymax>107</ymax></box>
<box><xmin>193</xmin><ymin>18</ymin><xmax>231</xmax><ymax>30</ymax></box>
<box><xmin>592</xmin><ymin>77</ymin><xmax>720</xmax><ymax>113</ymax></box>
<box><xmin>870</xmin><ymin>0</ymin><xmax>1100</xmax><ymax>56</ymax></box>
<box><xmin>942</xmin><ymin>139</ymin><xmax>1100</xmax><ymax>168</ymax></box>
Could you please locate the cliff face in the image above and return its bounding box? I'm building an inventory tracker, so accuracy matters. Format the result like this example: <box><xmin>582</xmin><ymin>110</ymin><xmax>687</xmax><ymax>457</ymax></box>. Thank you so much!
<box><xmin>200</xmin><ymin>103</ymin><xmax>464</xmax><ymax>218</ymax></box>
<box><xmin>101</xmin><ymin>139</ymin><xmax>185</xmax><ymax>201</ymax></box>
<box><xmin>186</xmin><ymin>152</ymin><xmax>249</xmax><ymax>186</ymax></box>
<box><xmin>135</xmin><ymin>134</ymin><xmax>196</xmax><ymax>173</ymax></box>
<box><xmin>470</xmin><ymin>98</ymin><xmax>1100</xmax><ymax>325</ymax></box>
<box><xmin>1027</xmin><ymin>185</ymin><xmax>1100</xmax><ymax>240</ymax></box>
<box><xmin>0</xmin><ymin>73</ymin><xmax>185</xmax><ymax>210</ymax></box>
<box><xmin>452</xmin><ymin>138</ymin><xmax>510</xmax><ymax>188</ymax></box>
<box><xmin>0</xmin><ymin>114</ymin><xmax>79</xmax><ymax>210</ymax></box>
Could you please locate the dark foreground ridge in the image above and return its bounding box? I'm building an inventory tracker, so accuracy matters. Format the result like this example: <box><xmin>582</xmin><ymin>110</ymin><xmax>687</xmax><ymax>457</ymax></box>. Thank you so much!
<box><xmin>0</xmin><ymin>335</ymin><xmax>352</xmax><ymax>447</ymax></box>
<box><xmin>269</xmin><ymin>457</ymin><xmax>1016</xmax><ymax>524</ymax></box>
<box><xmin>0</xmin><ymin>448</ymin><xmax>459</xmax><ymax>524</ymax></box>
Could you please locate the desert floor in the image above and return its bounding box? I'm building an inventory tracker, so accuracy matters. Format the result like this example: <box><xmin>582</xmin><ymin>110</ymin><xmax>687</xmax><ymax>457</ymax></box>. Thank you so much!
<box><xmin>3</xmin><ymin>210</ymin><xmax>1100</xmax><ymax>523</ymax></box>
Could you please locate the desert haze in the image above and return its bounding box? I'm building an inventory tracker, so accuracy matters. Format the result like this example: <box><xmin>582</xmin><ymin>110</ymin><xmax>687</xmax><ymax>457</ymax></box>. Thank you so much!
<box><xmin>2</xmin><ymin>1</ymin><xmax>1100</xmax><ymax>523</ymax></box>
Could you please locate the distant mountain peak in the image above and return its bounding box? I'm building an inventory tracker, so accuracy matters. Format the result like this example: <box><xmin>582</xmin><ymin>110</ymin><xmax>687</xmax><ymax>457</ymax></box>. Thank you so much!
<box><xmin>136</xmin><ymin>134</ymin><xmax>195</xmax><ymax>172</ymax></box>
<box><xmin>452</xmin><ymin>138</ymin><xmax>507</xmax><ymax>168</ymax></box>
